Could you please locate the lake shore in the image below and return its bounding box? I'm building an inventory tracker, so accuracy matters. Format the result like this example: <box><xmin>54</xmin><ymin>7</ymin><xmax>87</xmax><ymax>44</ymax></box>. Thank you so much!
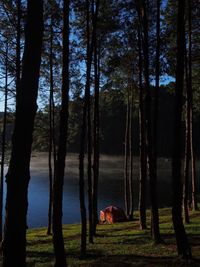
<box><xmin>5</xmin><ymin>207</ymin><xmax>200</xmax><ymax>266</ymax></box>
<box><xmin>2</xmin><ymin>153</ymin><xmax>197</xmax><ymax>228</ymax></box>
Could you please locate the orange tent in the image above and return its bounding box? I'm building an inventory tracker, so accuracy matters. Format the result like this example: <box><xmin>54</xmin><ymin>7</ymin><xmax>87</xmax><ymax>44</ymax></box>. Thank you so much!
<box><xmin>99</xmin><ymin>206</ymin><xmax>127</xmax><ymax>224</ymax></box>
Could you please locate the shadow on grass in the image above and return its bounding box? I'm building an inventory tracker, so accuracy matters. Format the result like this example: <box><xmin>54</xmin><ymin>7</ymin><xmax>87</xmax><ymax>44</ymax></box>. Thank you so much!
<box><xmin>162</xmin><ymin>232</ymin><xmax>200</xmax><ymax>246</ymax></box>
<box><xmin>121</xmin><ymin>236</ymin><xmax>152</xmax><ymax>245</ymax></box>
<box><xmin>26</xmin><ymin>250</ymin><xmax>54</xmax><ymax>263</ymax></box>
<box><xmin>27</xmin><ymin>239</ymin><xmax>52</xmax><ymax>247</ymax></box>
<box><xmin>96</xmin><ymin>233</ymin><xmax>151</xmax><ymax>245</ymax></box>
<box><xmin>84</xmin><ymin>254</ymin><xmax>200</xmax><ymax>267</ymax></box>
<box><xmin>188</xmin><ymin>233</ymin><xmax>200</xmax><ymax>246</ymax></box>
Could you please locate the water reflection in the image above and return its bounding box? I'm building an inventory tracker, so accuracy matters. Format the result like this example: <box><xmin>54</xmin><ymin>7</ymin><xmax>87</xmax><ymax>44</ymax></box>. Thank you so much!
<box><xmin>27</xmin><ymin>153</ymin><xmax>175</xmax><ymax>228</ymax></box>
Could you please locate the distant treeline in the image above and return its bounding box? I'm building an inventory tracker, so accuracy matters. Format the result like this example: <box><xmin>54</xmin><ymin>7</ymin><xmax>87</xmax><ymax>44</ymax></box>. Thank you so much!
<box><xmin>0</xmin><ymin>85</ymin><xmax>200</xmax><ymax>158</ymax></box>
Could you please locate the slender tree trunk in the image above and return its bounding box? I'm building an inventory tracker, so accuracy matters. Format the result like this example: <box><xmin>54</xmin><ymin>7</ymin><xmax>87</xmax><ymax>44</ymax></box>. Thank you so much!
<box><xmin>154</xmin><ymin>1</ymin><xmax>160</xmax><ymax>147</ymax></box>
<box><xmin>2</xmin><ymin>1</ymin><xmax>43</xmax><ymax>266</ymax></box>
<box><xmin>92</xmin><ymin>17</ymin><xmax>100</xmax><ymax>236</ymax></box>
<box><xmin>191</xmin><ymin>125</ymin><xmax>197</xmax><ymax>211</ymax></box>
<box><xmin>52</xmin><ymin>1</ymin><xmax>69</xmax><ymax>266</ymax></box>
<box><xmin>172</xmin><ymin>0</ymin><xmax>192</xmax><ymax>259</ymax></box>
<box><xmin>47</xmin><ymin>129</ymin><xmax>53</xmax><ymax>235</ymax></box>
<box><xmin>149</xmin><ymin>0</ymin><xmax>161</xmax><ymax>241</ymax></box>
<box><xmin>0</xmin><ymin>40</ymin><xmax>8</xmax><ymax>242</ymax></box>
<box><xmin>87</xmin><ymin>90</ymin><xmax>93</xmax><ymax>245</ymax></box>
<box><xmin>52</xmin><ymin>87</ymin><xmax>57</xmax><ymax>179</ymax></box>
<box><xmin>128</xmin><ymin>85</ymin><xmax>134</xmax><ymax>220</ymax></box>
<box><xmin>183</xmin><ymin>40</ymin><xmax>190</xmax><ymax>224</ymax></box>
<box><xmin>79</xmin><ymin>108</ymin><xmax>87</xmax><ymax>257</ymax></box>
<box><xmin>191</xmin><ymin>148</ymin><xmax>197</xmax><ymax>210</ymax></box>
<box><xmin>153</xmin><ymin>0</ymin><xmax>160</xmax><ymax>217</ymax></box>
<box><xmin>79</xmin><ymin>0</ymin><xmax>95</xmax><ymax>254</ymax></box>
<box><xmin>52</xmin><ymin>97</ymin><xmax>57</xmax><ymax>170</ymax></box>
<box><xmin>124</xmin><ymin>92</ymin><xmax>130</xmax><ymax>218</ymax></box>
<box><xmin>137</xmin><ymin>26</ymin><xmax>147</xmax><ymax>230</ymax></box>
<box><xmin>124</xmin><ymin>83</ymin><xmax>134</xmax><ymax>221</ymax></box>
<box><xmin>86</xmin><ymin>0</ymin><xmax>94</xmax><ymax>245</ymax></box>
<box><xmin>81</xmin><ymin>0</ymin><xmax>99</xmax><ymax>245</ymax></box>
<box><xmin>183</xmin><ymin>124</ymin><xmax>190</xmax><ymax>224</ymax></box>
<box><xmin>16</xmin><ymin>0</ymin><xmax>21</xmax><ymax>100</ymax></box>
<box><xmin>188</xmin><ymin>0</ymin><xmax>197</xmax><ymax>211</ymax></box>
<box><xmin>140</xmin><ymin>0</ymin><xmax>161</xmax><ymax>242</ymax></box>
<box><xmin>47</xmin><ymin>13</ymin><xmax>54</xmax><ymax>236</ymax></box>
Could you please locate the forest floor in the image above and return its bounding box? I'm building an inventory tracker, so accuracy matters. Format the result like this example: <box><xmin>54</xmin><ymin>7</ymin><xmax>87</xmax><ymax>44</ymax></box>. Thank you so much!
<box><xmin>20</xmin><ymin>208</ymin><xmax>200</xmax><ymax>266</ymax></box>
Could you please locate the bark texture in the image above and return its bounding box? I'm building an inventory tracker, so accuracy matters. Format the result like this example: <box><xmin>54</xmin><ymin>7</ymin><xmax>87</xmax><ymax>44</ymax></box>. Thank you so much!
<box><xmin>52</xmin><ymin>0</ymin><xmax>69</xmax><ymax>266</ymax></box>
<box><xmin>138</xmin><ymin>0</ymin><xmax>161</xmax><ymax>241</ymax></box>
<box><xmin>0</xmin><ymin>39</ymin><xmax>8</xmax><ymax>241</ymax></box>
<box><xmin>92</xmin><ymin>16</ymin><xmax>100</xmax><ymax>235</ymax></box>
<box><xmin>2</xmin><ymin>1</ymin><xmax>43</xmax><ymax>266</ymax></box>
<box><xmin>137</xmin><ymin>26</ymin><xmax>147</xmax><ymax>230</ymax></box>
<box><xmin>172</xmin><ymin>0</ymin><xmax>192</xmax><ymax>259</ymax></box>
<box><xmin>47</xmin><ymin>10</ymin><xmax>54</xmax><ymax>236</ymax></box>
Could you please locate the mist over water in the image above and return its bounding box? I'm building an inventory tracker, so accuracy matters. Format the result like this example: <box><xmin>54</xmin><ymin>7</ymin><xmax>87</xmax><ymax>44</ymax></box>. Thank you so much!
<box><xmin>24</xmin><ymin>153</ymin><xmax>176</xmax><ymax>228</ymax></box>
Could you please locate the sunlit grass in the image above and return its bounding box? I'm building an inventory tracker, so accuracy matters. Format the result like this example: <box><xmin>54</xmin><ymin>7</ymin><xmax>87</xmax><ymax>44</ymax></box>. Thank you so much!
<box><xmin>17</xmin><ymin>208</ymin><xmax>200</xmax><ymax>266</ymax></box>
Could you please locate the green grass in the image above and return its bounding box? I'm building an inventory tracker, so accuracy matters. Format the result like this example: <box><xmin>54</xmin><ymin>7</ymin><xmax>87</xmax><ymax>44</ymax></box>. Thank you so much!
<box><xmin>3</xmin><ymin>208</ymin><xmax>200</xmax><ymax>266</ymax></box>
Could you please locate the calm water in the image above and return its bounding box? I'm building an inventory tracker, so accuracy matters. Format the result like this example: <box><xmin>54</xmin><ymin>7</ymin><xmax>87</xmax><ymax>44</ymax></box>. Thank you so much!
<box><xmin>28</xmin><ymin>154</ymin><xmax>129</xmax><ymax>227</ymax></box>
<box><xmin>4</xmin><ymin>154</ymin><xmax>176</xmax><ymax>228</ymax></box>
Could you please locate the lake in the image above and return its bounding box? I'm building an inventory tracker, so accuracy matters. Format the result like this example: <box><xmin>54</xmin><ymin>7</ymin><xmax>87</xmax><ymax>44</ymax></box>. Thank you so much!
<box><xmin>3</xmin><ymin>153</ymin><xmax>182</xmax><ymax>228</ymax></box>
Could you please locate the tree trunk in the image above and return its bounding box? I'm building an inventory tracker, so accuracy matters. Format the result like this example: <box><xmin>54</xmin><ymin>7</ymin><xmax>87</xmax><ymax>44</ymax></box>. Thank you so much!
<box><xmin>140</xmin><ymin>0</ymin><xmax>161</xmax><ymax>242</ymax></box>
<box><xmin>52</xmin><ymin>0</ymin><xmax>69</xmax><ymax>266</ymax></box>
<box><xmin>92</xmin><ymin>13</ymin><xmax>100</xmax><ymax>236</ymax></box>
<box><xmin>154</xmin><ymin>0</ymin><xmax>160</xmax><ymax>149</ymax></box>
<box><xmin>79</xmin><ymin>107</ymin><xmax>87</xmax><ymax>257</ymax></box>
<box><xmin>81</xmin><ymin>0</ymin><xmax>99</xmax><ymax>245</ymax></box>
<box><xmin>79</xmin><ymin>0</ymin><xmax>96</xmax><ymax>255</ymax></box>
<box><xmin>137</xmin><ymin>26</ymin><xmax>147</xmax><ymax>230</ymax></box>
<box><xmin>87</xmin><ymin>87</ymin><xmax>93</xmax><ymax>245</ymax></box>
<box><xmin>86</xmin><ymin>0</ymin><xmax>94</xmax><ymax>245</ymax></box>
<box><xmin>188</xmin><ymin>0</ymin><xmax>197</xmax><ymax>211</ymax></box>
<box><xmin>124</xmin><ymin>83</ymin><xmax>134</xmax><ymax>221</ymax></box>
<box><xmin>183</xmin><ymin>122</ymin><xmax>190</xmax><ymax>224</ymax></box>
<box><xmin>124</xmin><ymin>91</ymin><xmax>130</xmax><ymax>218</ymax></box>
<box><xmin>153</xmin><ymin>0</ymin><xmax>160</xmax><ymax>218</ymax></box>
<box><xmin>16</xmin><ymin>0</ymin><xmax>21</xmax><ymax>100</ymax></box>
<box><xmin>172</xmin><ymin>0</ymin><xmax>192</xmax><ymax>259</ymax></box>
<box><xmin>47</xmin><ymin>12</ymin><xmax>54</xmax><ymax>236</ymax></box>
<box><xmin>0</xmin><ymin>39</ymin><xmax>8</xmax><ymax>242</ymax></box>
<box><xmin>183</xmin><ymin>40</ymin><xmax>190</xmax><ymax>224</ymax></box>
<box><xmin>2</xmin><ymin>0</ymin><xmax>43</xmax><ymax>266</ymax></box>
<box><xmin>128</xmin><ymin>85</ymin><xmax>134</xmax><ymax>220</ymax></box>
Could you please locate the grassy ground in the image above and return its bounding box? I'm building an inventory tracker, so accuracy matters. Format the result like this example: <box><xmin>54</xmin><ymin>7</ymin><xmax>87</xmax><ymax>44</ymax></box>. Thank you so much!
<box><xmin>18</xmin><ymin>208</ymin><xmax>200</xmax><ymax>266</ymax></box>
